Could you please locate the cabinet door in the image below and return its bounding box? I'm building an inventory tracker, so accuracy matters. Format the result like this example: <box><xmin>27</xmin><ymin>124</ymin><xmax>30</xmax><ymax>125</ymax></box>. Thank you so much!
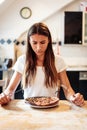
<box><xmin>64</xmin><ymin>11</ymin><xmax>82</xmax><ymax>44</ymax></box>
<box><xmin>82</xmin><ymin>12</ymin><xmax>87</xmax><ymax>45</ymax></box>
<box><xmin>79</xmin><ymin>71</ymin><xmax>87</xmax><ymax>100</ymax></box>
<box><xmin>79</xmin><ymin>80</ymin><xmax>87</xmax><ymax>100</ymax></box>
<box><xmin>14</xmin><ymin>82</ymin><xmax>24</xmax><ymax>99</ymax></box>
<box><xmin>59</xmin><ymin>71</ymin><xmax>79</xmax><ymax>100</ymax></box>
<box><xmin>67</xmin><ymin>71</ymin><xmax>79</xmax><ymax>92</ymax></box>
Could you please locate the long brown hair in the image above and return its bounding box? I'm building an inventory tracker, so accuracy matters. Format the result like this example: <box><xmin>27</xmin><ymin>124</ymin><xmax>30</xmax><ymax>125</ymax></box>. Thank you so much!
<box><xmin>23</xmin><ymin>22</ymin><xmax>59</xmax><ymax>88</ymax></box>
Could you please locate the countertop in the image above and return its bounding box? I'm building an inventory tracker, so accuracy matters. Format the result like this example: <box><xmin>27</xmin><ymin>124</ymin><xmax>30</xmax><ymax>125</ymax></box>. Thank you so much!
<box><xmin>67</xmin><ymin>65</ymin><xmax>87</xmax><ymax>71</ymax></box>
<box><xmin>0</xmin><ymin>100</ymin><xmax>87</xmax><ymax>130</ymax></box>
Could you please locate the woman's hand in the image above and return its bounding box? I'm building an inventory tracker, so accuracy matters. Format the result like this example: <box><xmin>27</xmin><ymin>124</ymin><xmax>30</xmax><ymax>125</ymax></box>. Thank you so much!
<box><xmin>70</xmin><ymin>93</ymin><xmax>85</xmax><ymax>107</ymax></box>
<box><xmin>0</xmin><ymin>92</ymin><xmax>11</xmax><ymax>105</ymax></box>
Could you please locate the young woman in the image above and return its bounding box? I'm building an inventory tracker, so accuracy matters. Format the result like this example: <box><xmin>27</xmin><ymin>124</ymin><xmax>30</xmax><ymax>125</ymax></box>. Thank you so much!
<box><xmin>0</xmin><ymin>22</ymin><xmax>84</xmax><ymax>106</ymax></box>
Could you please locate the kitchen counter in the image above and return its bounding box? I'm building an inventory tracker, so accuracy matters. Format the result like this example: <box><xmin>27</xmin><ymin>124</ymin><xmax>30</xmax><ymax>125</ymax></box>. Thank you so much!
<box><xmin>0</xmin><ymin>100</ymin><xmax>87</xmax><ymax>130</ymax></box>
<box><xmin>67</xmin><ymin>65</ymin><xmax>87</xmax><ymax>71</ymax></box>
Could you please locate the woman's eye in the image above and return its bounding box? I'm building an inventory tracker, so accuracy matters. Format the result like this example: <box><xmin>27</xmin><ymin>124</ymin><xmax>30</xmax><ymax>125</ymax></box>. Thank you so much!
<box><xmin>32</xmin><ymin>42</ymin><xmax>37</xmax><ymax>44</ymax></box>
<box><xmin>40</xmin><ymin>41</ymin><xmax>45</xmax><ymax>44</ymax></box>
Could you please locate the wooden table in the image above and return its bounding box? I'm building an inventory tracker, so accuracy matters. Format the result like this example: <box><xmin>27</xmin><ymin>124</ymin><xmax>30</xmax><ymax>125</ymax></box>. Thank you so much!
<box><xmin>0</xmin><ymin>100</ymin><xmax>87</xmax><ymax>130</ymax></box>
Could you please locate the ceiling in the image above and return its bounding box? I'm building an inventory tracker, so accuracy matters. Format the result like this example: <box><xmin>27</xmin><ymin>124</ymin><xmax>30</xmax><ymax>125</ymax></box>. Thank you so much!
<box><xmin>0</xmin><ymin>0</ymin><xmax>15</xmax><ymax>15</ymax></box>
<box><xmin>0</xmin><ymin>0</ymin><xmax>76</xmax><ymax>38</ymax></box>
<box><xmin>0</xmin><ymin>0</ymin><xmax>75</xmax><ymax>17</ymax></box>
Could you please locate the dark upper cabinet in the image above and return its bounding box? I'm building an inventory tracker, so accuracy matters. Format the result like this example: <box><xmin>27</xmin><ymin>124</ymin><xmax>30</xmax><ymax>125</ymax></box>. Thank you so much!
<box><xmin>64</xmin><ymin>11</ymin><xmax>82</xmax><ymax>44</ymax></box>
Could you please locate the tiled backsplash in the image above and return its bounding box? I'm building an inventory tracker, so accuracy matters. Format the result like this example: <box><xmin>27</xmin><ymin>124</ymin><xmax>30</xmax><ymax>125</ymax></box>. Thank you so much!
<box><xmin>0</xmin><ymin>38</ymin><xmax>15</xmax><ymax>44</ymax></box>
<box><xmin>0</xmin><ymin>38</ymin><xmax>26</xmax><ymax>60</ymax></box>
<box><xmin>0</xmin><ymin>43</ymin><xmax>87</xmax><ymax>66</ymax></box>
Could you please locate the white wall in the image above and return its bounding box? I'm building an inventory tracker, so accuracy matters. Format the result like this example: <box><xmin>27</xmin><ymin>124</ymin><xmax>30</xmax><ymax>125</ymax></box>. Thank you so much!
<box><xmin>0</xmin><ymin>0</ymin><xmax>74</xmax><ymax>39</ymax></box>
<box><xmin>43</xmin><ymin>0</ymin><xmax>87</xmax><ymax>66</ymax></box>
<box><xmin>43</xmin><ymin>0</ymin><xmax>83</xmax><ymax>43</ymax></box>
<box><xmin>0</xmin><ymin>0</ymin><xmax>87</xmax><ymax>67</ymax></box>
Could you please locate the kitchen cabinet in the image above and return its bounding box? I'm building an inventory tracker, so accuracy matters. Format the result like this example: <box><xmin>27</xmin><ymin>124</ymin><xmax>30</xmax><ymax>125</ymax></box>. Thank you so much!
<box><xmin>14</xmin><ymin>82</ymin><xmax>24</xmax><ymax>99</ymax></box>
<box><xmin>59</xmin><ymin>71</ymin><xmax>79</xmax><ymax>100</ymax></box>
<box><xmin>82</xmin><ymin>12</ymin><xmax>87</xmax><ymax>45</ymax></box>
<box><xmin>0</xmin><ymin>71</ymin><xmax>3</xmax><ymax>93</ymax></box>
<box><xmin>79</xmin><ymin>71</ymin><xmax>87</xmax><ymax>100</ymax></box>
<box><xmin>0</xmin><ymin>69</ymin><xmax>23</xmax><ymax>99</ymax></box>
<box><xmin>59</xmin><ymin>71</ymin><xmax>87</xmax><ymax>100</ymax></box>
<box><xmin>64</xmin><ymin>11</ymin><xmax>82</xmax><ymax>44</ymax></box>
<box><xmin>64</xmin><ymin>11</ymin><xmax>87</xmax><ymax>45</ymax></box>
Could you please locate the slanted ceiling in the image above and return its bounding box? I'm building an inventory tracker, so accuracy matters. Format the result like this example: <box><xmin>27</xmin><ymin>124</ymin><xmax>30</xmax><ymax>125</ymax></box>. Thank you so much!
<box><xmin>0</xmin><ymin>0</ymin><xmax>76</xmax><ymax>38</ymax></box>
<box><xmin>0</xmin><ymin>0</ymin><xmax>75</xmax><ymax>18</ymax></box>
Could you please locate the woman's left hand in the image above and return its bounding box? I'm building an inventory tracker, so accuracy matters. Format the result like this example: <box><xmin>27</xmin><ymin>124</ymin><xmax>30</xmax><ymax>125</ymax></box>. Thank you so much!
<box><xmin>70</xmin><ymin>93</ymin><xmax>85</xmax><ymax>107</ymax></box>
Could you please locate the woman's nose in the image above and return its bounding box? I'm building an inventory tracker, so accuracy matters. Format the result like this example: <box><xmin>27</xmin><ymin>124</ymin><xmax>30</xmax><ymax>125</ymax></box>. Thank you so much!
<box><xmin>37</xmin><ymin>44</ymin><xmax>41</xmax><ymax>50</ymax></box>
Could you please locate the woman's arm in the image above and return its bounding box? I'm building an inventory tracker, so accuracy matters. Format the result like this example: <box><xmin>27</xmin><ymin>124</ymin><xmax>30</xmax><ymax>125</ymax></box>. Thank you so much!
<box><xmin>59</xmin><ymin>70</ymin><xmax>84</xmax><ymax>106</ymax></box>
<box><xmin>0</xmin><ymin>71</ymin><xmax>22</xmax><ymax>105</ymax></box>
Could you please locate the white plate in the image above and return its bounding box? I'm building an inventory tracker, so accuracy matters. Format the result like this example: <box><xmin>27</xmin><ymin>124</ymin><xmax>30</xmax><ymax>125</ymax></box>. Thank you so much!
<box><xmin>29</xmin><ymin>103</ymin><xmax>58</xmax><ymax>109</ymax></box>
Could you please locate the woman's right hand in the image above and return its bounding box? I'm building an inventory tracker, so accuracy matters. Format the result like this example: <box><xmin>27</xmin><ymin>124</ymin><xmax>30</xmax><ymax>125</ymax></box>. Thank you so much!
<box><xmin>0</xmin><ymin>92</ymin><xmax>11</xmax><ymax>105</ymax></box>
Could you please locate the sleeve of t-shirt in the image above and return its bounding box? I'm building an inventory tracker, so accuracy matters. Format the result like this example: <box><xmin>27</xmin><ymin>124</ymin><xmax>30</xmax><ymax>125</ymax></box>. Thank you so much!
<box><xmin>12</xmin><ymin>54</ymin><xmax>25</xmax><ymax>74</ymax></box>
<box><xmin>55</xmin><ymin>55</ymin><xmax>68</xmax><ymax>73</ymax></box>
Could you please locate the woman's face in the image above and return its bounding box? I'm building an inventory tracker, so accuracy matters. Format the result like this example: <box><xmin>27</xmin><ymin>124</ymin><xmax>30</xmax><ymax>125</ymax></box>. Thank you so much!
<box><xmin>29</xmin><ymin>34</ymin><xmax>49</xmax><ymax>57</ymax></box>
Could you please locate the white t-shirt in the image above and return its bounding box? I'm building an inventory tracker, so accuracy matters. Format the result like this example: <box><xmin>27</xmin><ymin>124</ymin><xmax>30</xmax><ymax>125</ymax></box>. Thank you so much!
<box><xmin>12</xmin><ymin>54</ymin><xmax>67</xmax><ymax>99</ymax></box>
